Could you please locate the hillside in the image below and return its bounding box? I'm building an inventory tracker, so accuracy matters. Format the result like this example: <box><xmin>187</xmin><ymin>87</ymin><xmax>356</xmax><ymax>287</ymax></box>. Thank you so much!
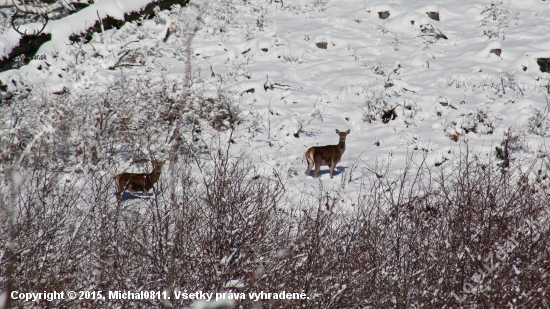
<box><xmin>2</xmin><ymin>0</ymin><xmax>550</xmax><ymax>193</ymax></box>
<box><xmin>1</xmin><ymin>0</ymin><xmax>550</xmax><ymax>308</ymax></box>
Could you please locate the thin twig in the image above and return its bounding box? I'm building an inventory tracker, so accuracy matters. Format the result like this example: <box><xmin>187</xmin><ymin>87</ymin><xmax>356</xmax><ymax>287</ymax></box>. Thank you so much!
<box><xmin>96</xmin><ymin>10</ymin><xmax>104</xmax><ymax>43</ymax></box>
<box><xmin>108</xmin><ymin>50</ymin><xmax>130</xmax><ymax>70</ymax></box>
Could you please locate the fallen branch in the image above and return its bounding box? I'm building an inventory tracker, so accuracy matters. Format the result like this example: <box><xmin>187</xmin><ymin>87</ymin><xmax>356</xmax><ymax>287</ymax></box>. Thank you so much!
<box><xmin>108</xmin><ymin>50</ymin><xmax>131</xmax><ymax>70</ymax></box>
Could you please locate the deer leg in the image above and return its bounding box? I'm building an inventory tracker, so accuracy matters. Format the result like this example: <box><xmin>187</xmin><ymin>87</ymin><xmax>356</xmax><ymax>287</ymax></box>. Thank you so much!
<box><xmin>144</xmin><ymin>175</ymin><xmax>151</xmax><ymax>197</ymax></box>
<box><xmin>305</xmin><ymin>158</ymin><xmax>314</xmax><ymax>176</ymax></box>
<box><xmin>329</xmin><ymin>161</ymin><xmax>335</xmax><ymax>179</ymax></box>
<box><xmin>115</xmin><ymin>182</ymin><xmax>122</xmax><ymax>203</ymax></box>
<box><xmin>116</xmin><ymin>187</ymin><xmax>122</xmax><ymax>204</ymax></box>
<box><xmin>115</xmin><ymin>177</ymin><xmax>124</xmax><ymax>203</ymax></box>
<box><xmin>305</xmin><ymin>149</ymin><xmax>314</xmax><ymax>177</ymax></box>
<box><xmin>314</xmin><ymin>161</ymin><xmax>321</xmax><ymax>178</ymax></box>
<box><xmin>119</xmin><ymin>178</ymin><xmax>132</xmax><ymax>201</ymax></box>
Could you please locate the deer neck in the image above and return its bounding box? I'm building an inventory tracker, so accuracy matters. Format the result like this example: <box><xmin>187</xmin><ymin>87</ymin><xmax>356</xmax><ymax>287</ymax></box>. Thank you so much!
<box><xmin>339</xmin><ymin>140</ymin><xmax>346</xmax><ymax>152</ymax></box>
<box><xmin>149</xmin><ymin>168</ymin><xmax>161</xmax><ymax>181</ymax></box>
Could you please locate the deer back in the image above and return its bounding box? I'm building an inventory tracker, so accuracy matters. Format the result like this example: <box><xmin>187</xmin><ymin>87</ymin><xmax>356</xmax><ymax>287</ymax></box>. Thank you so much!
<box><xmin>312</xmin><ymin>144</ymin><xmax>345</xmax><ymax>163</ymax></box>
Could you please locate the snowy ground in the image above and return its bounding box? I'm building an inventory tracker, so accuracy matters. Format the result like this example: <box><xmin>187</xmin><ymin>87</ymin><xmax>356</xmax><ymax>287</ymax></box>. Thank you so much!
<box><xmin>2</xmin><ymin>0</ymin><xmax>550</xmax><ymax>205</ymax></box>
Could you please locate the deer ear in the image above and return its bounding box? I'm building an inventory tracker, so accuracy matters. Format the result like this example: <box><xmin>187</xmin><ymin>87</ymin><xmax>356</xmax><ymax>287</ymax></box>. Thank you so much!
<box><xmin>336</xmin><ymin>129</ymin><xmax>340</xmax><ymax>134</ymax></box>
<box><xmin>346</xmin><ymin>129</ymin><xmax>350</xmax><ymax>134</ymax></box>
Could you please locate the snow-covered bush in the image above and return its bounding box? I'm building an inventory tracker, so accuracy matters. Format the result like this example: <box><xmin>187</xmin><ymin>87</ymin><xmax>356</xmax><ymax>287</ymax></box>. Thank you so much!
<box><xmin>495</xmin><ymin>127</ymin><xmax>525</xmax><ymax>168</ymax></box>
<box><xmin>414</xmin><ymin>23</ymin><xmax>448</xmax><ymax>50</ymax></box>
<box><xmin>361</xmin><ymin>88</ymin><xmax>397</xmax><ymax>124</ymax></box>
<box><xmin>402</xmin><ymin>99</ymin><xmax>421</xmax><ymax>127</ymax></box>
<box><xmin>313</xmin><ymin>0</ymin><xmax>329</xmax><ymax>11</ymax></box>
<box><xmin>279</xmin><ymin>51</ymin><xmax>307</xmax><ymax>64</ymax></box>
<box><xmin>477</xmin><ymin>1</ymin><xmax>512</xmax><ymax>41</ymax></box>
<box><xmin>202</xmin><ymin>0</ymin><xmax>241</xmax><ymax>37</ymax></box>
<box><xmin>363</xmin><ymin>59</ymin><xmax>390</xmax><ymax>76</ymax></box>
<box><xmin>442</xmin><ymin>108</ymin><xmax>501</xmax><ymax>142</ymax></box>
<box><xmin>0</xmin><ymin>68</ymin><xmax>240</xmax><ymax>170</ymax></box>
<box><xmin>525</xmin><ymin>106</ymin><xmax>550</xmax><ymax>137</ymax></box>
<box><xmin>447</xmin><ymin>74</ymin><xmax>471</xmax><ymax>90</ymax></box>
<box><xmin>460</xmin><ymin>108</ymin><xmax>500</xmax><ymax>135</ymax></box>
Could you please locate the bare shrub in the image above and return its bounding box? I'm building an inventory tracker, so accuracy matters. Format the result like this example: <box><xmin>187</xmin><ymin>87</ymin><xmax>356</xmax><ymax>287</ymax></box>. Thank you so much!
<box><xmin>331</xmin><ymin>151</ymin><xmax>550</xmax><ymax>308</ymax></box>
<box><xmin>279</xmin><ymin>52</ymin><xmax>307</xmax><ymax>64</ymax></box>
<box><xmin>447</xmin><ymin>74</ymin><xmax>470</xmax><ymax>90</ymax></box>
<box><xmin>1</xmin><ymin>60</ymin><xmax>548</xmax><ymax>309</ymax></box>
<box><xmin>363</xmin><ymin>59</ymin><xmax>389</xmax><ymax>76</ymax></box>
<box><xmin>2</xmin><ymin>141</ymin><xmax>550</xmax><ymax>308</ymax></box>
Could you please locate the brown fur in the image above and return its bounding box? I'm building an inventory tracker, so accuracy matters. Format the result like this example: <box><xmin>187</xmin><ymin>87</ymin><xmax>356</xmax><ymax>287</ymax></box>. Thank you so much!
<box><xmin>114</xmin><ymin>160</ymin><xmax>165</xmax><ymax>202</ymax></box>
<box><xmin>305</xmin><ymin>129</ymin><xmax>350</xmax><ymax>179</ymax></box>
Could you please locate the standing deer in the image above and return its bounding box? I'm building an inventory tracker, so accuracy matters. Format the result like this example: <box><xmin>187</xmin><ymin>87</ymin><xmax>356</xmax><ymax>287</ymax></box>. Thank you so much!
<box><xmin>114</xmin><ymin>160</ymin><xmax>165</xmax><ymax>202</ymax></box>
<box><xmin>305</xmin><ymin>129</ymin><xmax>350</xmax><ymax>179</ymax></box>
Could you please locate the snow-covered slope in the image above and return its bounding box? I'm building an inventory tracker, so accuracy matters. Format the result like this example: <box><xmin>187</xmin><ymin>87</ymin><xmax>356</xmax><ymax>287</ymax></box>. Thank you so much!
<box><xmin>2</xmin><ymin>0</ymin><xmax>550</xmax><ymax>203</ymax></box>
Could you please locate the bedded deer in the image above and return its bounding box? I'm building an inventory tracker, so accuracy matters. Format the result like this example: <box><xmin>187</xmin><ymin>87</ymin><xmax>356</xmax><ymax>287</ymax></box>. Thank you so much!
<box><xmin>114</xmin><ymin>160</ymin><xmax>165</xmax><ymax>202</ymax></box>
<box><xmin>305</xmin><ymin>129</ymin><xmax>350</xmax><ymax>179</ymax></box>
